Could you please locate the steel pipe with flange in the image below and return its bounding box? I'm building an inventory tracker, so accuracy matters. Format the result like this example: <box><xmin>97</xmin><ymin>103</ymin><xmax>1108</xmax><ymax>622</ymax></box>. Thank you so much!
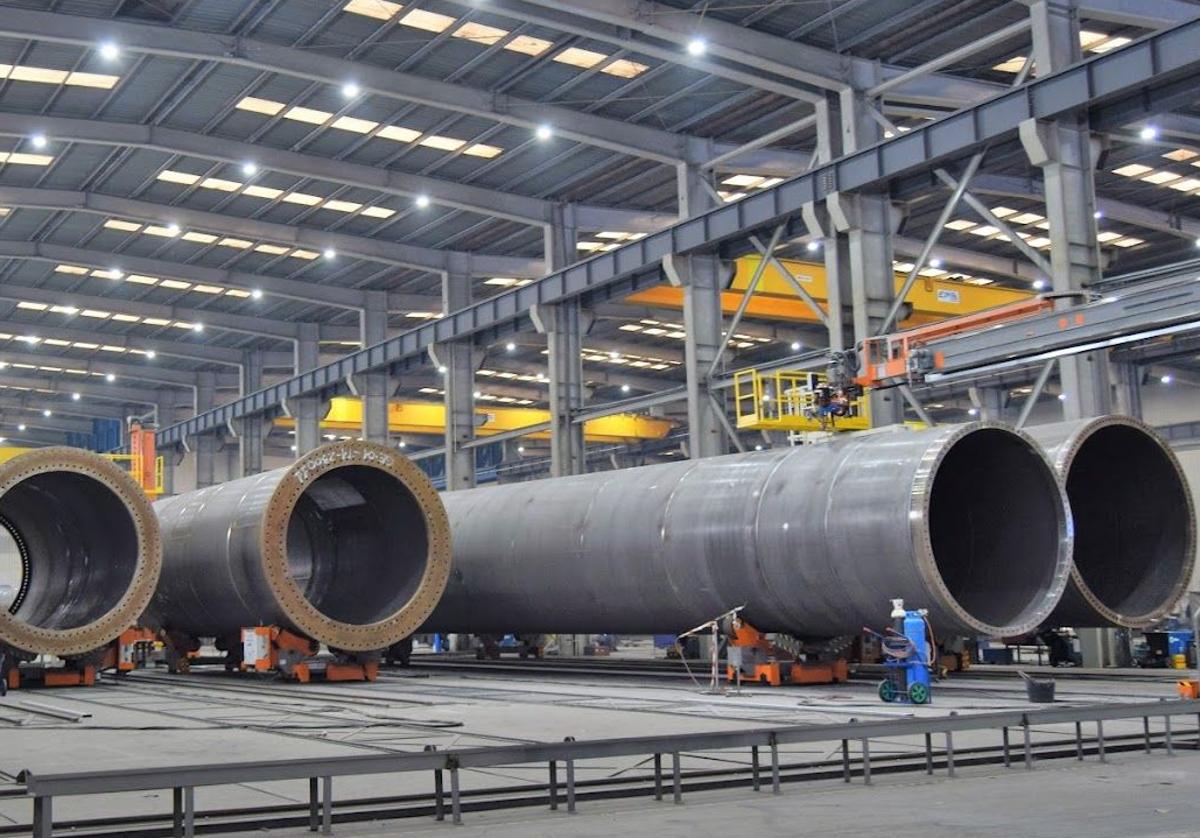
<box><xmin>0</xmin><ymin>447</ymin><xmax>161</xmax><ymax>657</ymax></box>
<box><xmin>424</xmin><ymin>423</ymin><xmax>1073</xmax><ymax>638</ymax></box>
<box><xmin>148</xmin><ymin>441</ymin><xmax>451</xmax><ymax>652</ymax></box>
<box><xmin>1027</xmin><ymin>416</ymin><xmax>1197</xmax><ymax>628</ymax></box>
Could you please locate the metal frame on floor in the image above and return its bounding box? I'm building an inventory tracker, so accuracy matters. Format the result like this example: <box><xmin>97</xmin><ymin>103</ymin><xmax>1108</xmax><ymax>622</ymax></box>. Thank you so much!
<box><xmin>19</xmin><ymin>698</ymin><xmax>1200</xmax><ymax>837</ymax></box>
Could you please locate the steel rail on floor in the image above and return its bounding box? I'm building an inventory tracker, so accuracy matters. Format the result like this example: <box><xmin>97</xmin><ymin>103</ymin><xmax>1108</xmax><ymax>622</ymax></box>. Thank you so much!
<box><xmin>17</xmin><ymin>699</ymin><xmax>1200</xmax><ymax>837</ymax></box>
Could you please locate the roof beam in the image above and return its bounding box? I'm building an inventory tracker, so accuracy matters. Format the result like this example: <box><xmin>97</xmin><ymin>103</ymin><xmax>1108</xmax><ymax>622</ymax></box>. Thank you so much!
<box><xmin>0</xmin><ymin>240</ymin><xmax>436</xmax><ymax>312</ymax></box>
<box><xmin>0</xmin><ymin>409</ymin><xmax>94</xmax><ymax>435</ymax></box>
<box><xmin>511</xmin><ymin>0</ymin><xmax>1006</xmax><ymax>105</ymax></box>
<box><xmin>0</xmin><ymin>113</ymin><xmax>672</xmax><ymax>232</ymax></box>
<box><xmin>892</xmin><ymin>236</ymin><xmax>1042</xmax><ymax>283</ymax></box>
<box><xmin>157</xmin><ymin>22</ymin><xmax>1200</xmax><ymax>445</ymax></box>
<box><xmin>0</xmin><ymin>373</ymin><xmax>165</xmax><ymax>405</ymax></box>
<box><xmin>0</xmin><ymin>392</ymin><xmax>130</xmax><ymax>421</ymax></box>
<box><xmin>0</xmin><ymin>317</ymin><xmax>293</xmax><ymax>369</ymax></box>
<box><xmin>0</xmin><ymin>187</ymin><xmax>544</xmax><ymax>278</ymax></box>
<box><xmin>0</xmin><ymin>349</ymin><xmax>239</xmax><ymax>389</ymax></box>
<box><xmin>1022</xmin><ymin>0</ymin><xmax>1200</xmax><ymax>28</ymax></box>
<box><xmin>0</xmin><ymin>7</ymin><xmax>809</xmax><ymax>174</ymax></box>
<box><xmin>968</xmin><ymin>173</ymin><xmax>1200</xmax><ymax>243</ymax></box>
<box><xmin>0</xmin><ymin>270</ymin><xmax>355</xmax><ymax>342</ymax></box>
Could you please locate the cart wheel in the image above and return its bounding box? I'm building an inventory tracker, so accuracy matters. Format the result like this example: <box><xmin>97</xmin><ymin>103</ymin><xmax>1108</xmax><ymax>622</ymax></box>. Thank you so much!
<box><xmin>909</xmin><ymin>682</ymin><xmax>930</xmax><ymax>705</ymax></box>
<box><xmin>878</xmin><ymin>679</ymin><xmax>896</xmax><ymax>702</ymax></box>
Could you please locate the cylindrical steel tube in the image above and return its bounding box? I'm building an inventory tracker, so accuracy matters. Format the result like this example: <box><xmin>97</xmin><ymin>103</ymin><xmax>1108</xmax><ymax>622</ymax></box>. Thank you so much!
<box><xmin>150</xmin><ymin>442</ymin><xmax>451</xmax><ymax>651</ymax></box>
<box><xmin>425</xmin><ymin>423</ymin><xmax>1073</xmax><ymax>637</ymax></box>
<box><xmin>1027</xmin><ymin>416</ymin><xmax>1197</xmax><ymax>627</ymax></box>
<box><xmin>0</xmin><ymin>448</ymin><xmax>161</xmax><ymax>656</ymax></box>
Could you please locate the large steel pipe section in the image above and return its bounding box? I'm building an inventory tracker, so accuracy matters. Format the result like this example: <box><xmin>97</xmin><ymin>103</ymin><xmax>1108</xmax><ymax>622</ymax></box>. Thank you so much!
<box><xmin>151</xmin><ymin>442</ymin><xmax>451</xmax><ymax>651</ymax></box>
<box><xmin>1028</xmin><ymin>416</ymin><xmax>1196</xmax><ymax>628</ymax></box>
<box><xmin>0</xmin><ymin>448</ymin><xmax>161</xmax><ymax>656</ymax></box>
<box><xmin>426</xmin><ymin>424</ymin><xmax>1072</xmax><ymax>638</ymax></box>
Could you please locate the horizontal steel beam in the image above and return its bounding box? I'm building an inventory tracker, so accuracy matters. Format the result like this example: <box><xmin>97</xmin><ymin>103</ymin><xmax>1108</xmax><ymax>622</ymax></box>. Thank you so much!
<box><xmin>158</xmin><ymin>24</ymin><xmax>1200</xmax><ymax>445</ymax></box>
<box><xmin>0</xmin><ymin>187</ymin><xmax>543</xmax><ymax>278</ymax></box>
<box><xmin>0</xmin><ymin>349</ymin><xmax>239</xmax><ymax>389</ymax></box>
<box><xmin>516</xmin><ymin>0</ymin><xmax>1006</xmax><ymax>106</ymax></box>
<box><xmin>0</xmin><ymin>373</ymin><xmax>167</xmax><ymax>405</ymax></box>
<box><xmin>0</xmin><ymin>240</ymin><xmax>409</xmax><ymax>311</ymax></box>
<box><xmin>0</xmin><ymin>7</ymin><xmax>810</xmax><ymax>171</ymax></box>
<box><xmin>0</xmin><ymin>114</ymin><xmax>671</xmax><ymax>232</ymax></box>
<box><xmin>892</xmin><ymin>235</ymin><xmax>1042</xmax><ymax>283</ymax></box>
<box><xmin>0</xmin><ymin>392</ymin><xmax>132</xmax><ymax>421</ymax></box>
<box><xmin>0</xmin><ymin>409</ymin><xmax>93</xmax><ymax>435</ymax></box>
<box><xmin>0</xmin><ymin>272</ymin><xmax>357</xmax><ymax>342</ymax></box>
<box><xmin>0</xmin><ymin>317</ymin><xmax>293</xmax><ymax>369</ymax></box>
<box><xmin>1042</xmin><ymin>0</ymin><xmax>1200</xmax><ymax>28</ymax></box>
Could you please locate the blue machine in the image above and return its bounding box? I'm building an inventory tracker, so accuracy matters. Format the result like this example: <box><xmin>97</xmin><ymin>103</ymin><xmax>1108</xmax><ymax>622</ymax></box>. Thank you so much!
<box><xmin>874</xmin><ymin>599</ymin><xmax>933</xmax><ymax>705</ymax></box>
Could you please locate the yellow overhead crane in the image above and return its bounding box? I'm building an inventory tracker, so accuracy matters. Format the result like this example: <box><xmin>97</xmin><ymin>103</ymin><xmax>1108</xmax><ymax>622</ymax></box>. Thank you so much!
<box><xmin>626</xmin><ymin>255</ymin><xmax>1034</xmax><ymax>325</ymax></box>
<box><xmin>273</xmin><ymin>398</ymin><xmax>676</xmax><ymax>443</ymax></box>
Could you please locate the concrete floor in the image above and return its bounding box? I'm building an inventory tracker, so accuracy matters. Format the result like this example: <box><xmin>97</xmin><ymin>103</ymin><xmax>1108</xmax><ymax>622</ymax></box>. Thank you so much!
<box><xmin>0</xmin><ymin>659</ymin><xmax>1191</xmax><ymax>834</ymax></box>
<box><xmin>244</xmin><ymin>751</ymin><xmax>1200</xmax><ymax>838</ymax></box>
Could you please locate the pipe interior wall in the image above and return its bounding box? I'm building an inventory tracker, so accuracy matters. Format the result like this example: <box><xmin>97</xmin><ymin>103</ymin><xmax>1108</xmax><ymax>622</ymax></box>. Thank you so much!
<box><xmin>0</xmin><ymin>448</ymin><xmax>161</xmax><ymax>657</ymax></box>
<box><xmin>1028</xmin><ymin>416</ymin><xmax>1197</xmax><ymax>628</ymax></box>
<box><xmin>424</xmin><ymin>423</ymin><xmax>1073</xmax><ymax>638</ymax></box>
<box><xmin>150</xmin><ymin>441</ymin><xmax>451</xmax><ymax>652</ymax></box>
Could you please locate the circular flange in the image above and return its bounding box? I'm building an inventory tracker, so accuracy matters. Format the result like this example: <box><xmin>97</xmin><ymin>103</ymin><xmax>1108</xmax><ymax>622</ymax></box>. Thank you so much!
<box><xmin>0</xmin><ymin>447</ymin><xmax>162</xmax><ymax>656</ymax></box>
<box><xmin>1043</xmin><ymin>415</ymin><xmax>1197</xmax><ymax>628</ymax></box>
<box><xmin>259</xmin><ymin>441</ymin><xmax>452</xmax><ymax>652</ymax></box>
<box><xmin>908</xmin><ymin>422</ymin><xmax>1073</xmax><ymax>638</ymax></box>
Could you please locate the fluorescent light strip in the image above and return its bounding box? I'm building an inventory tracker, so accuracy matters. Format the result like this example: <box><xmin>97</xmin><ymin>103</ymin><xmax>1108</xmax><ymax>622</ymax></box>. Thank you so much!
<box><xmin>155</xmin><ymin>171</ymin><xmax>398</xmax><ymax>220</ymax></box>
<box><xmin>0</xmin><ymin>63</ymin><xmax>119</xmax><ymax>88</ymax></box>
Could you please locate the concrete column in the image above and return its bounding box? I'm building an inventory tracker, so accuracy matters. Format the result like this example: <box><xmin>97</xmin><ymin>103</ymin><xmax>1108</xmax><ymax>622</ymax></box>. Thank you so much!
<box><xmin>536</xmin><ymin>299</ymin><xmax>586</xmax><ymax>477</ymax></box>
<box><xmin>194</xmin><ymin>371</ymin><xmax>217</xmax><ymax>489</ymax></box>
<box><xmin>360</xmin><ymin>290</ymin><xmax>390</xmax><ymax>444</ymax></box>
<box><xmin>1025</xmin><ymin>0</ymin><xmax>1110</xmax><ymax>420</ymax></box>
<box><xmin>294</xmin><ymin>323</ymin><xmax>321</xmax><ymax>455</ymax></box>
<box><xmin>440</xmin><ymin>272</ymin><xmax>475</xmax><ymax>490</ymax></box>
<box><xmin>240</xmin><ymin>349</ymin><xmax>264</xmax><ymax>477</ymax></box>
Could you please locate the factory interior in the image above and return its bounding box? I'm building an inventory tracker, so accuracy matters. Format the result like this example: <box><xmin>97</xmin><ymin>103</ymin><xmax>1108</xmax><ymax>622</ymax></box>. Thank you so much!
<box><xmin>1</xmin><ymin>0</ymin><xmax>1200</xmax><ymax>836</ymax></box>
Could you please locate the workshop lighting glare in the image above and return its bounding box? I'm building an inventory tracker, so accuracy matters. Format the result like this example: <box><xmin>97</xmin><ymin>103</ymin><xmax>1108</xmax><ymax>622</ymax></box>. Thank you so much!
<box><xmin>30</xmin><ymin>133</ymin><xmax>47</xmax><ymax>149</ymax></box>
<box><xmin>341</xmin><ymin>81</ymin><xmax>361</xmax><ymax>99</ymax></box>
<box><xmin>42</xmin><ymin>409</ymin><xmax>51</xmax><ymax>418</ymax></box>
<box><xmin>1094</xmin><ymin>210</ymin><xmax>1103</xmax><ymax>219</ymax></box>
<box><xmin>290</xmin><ymin>445</ymin><xmax>298</xmax><ymax>452</ymax></box>
<box><xmin>517</xmin><ymin>445</ymin><xmax>525</xmax><ymax>453</ymax></box>
<box><xmin>241</xmin><ymin>161</ymin><xmax>258</xmax><ymax>176</ymax></box>
<box><xmin>1033</xmin><ymin>278</ymin><xmax>1048</xmax><ymax>290</ymax></box>
<box><xmin>415</xmin><ymin>194</ymin><xmax>431</xmax><ymax>209</ymax></box>
<box><xmin>98</xmin><ymin>41</ymin><xmax>120</xmax><ymax>61</ymax></box>
<box><xmin>165</xmin><ymin>223</ymin><xmax>181</xmax><ymax>236</ymax></box>
<box><xmin>1057</xmin><ymin>393</ymin><xmax>1067</xmax><ymax>401</ymax></box>
<box><xmin>754</xmin><ymin>444</ymin><xmax>763</xmax><ymax>451</ymax></box>
<box><xmin>17</xmin><ymin>424</ymin><xmax>25</xmax><ymax>432</ymax></box>
<box><xmin>621</xmin><ymin>384</ymin><xmax>631</xmax><ymax>393</ymax></box>
<box><xmin>251</xmin><ymin>288</ymin><xmax>263</xmax><ymax>300</ymax></box>
<box><xmin>145</xmin><ymin>350</ymin><xmax>156</xmax><ymax>359</ymax></box>
<box><xmin>473</xmin><ymin>391</ymin><xmax>482</xmax><ymax>399</ymax></box>
<box><xmin>686</xmin><ymin>38</ymin><xmax>707</xmax><ymax>56</ymax></box>
<box><xmin>968</xmin><ymin>408</ymin><xmax>979</xmax><ymax>416</ymax></box>
<box><xmin>1139</xmin><ymin>125</ymin><xmax>1159</xmax><ymax>141</ymax></box>
<box><xmin>192</xmin><ymin>323</ymin><xmax>204</xmax><ymax>333</ymax></box>
<box><xmin>105</xmin><ymin>373</ymin><xmax>115</xmax><ymax>382</ymax></box>
<box><xmin>535</xmin><ymin>124</ymin><xmax>553</xmax><ymax>141</ymax></box>
<box><xmin>398</xmin><ymin>440</ymin><xmax>407</xmax><ymax>449</ymax></box>
<box><xmin>323</xmin><ymin>247</ymin><xmax>337</xmax><ymax>260</ymax></box>
<box><xmin>609</xmin><ymin>350</ymin><xmax>620</xmax><ymax>360</ymax></box>
<box><xmin>1161</xmin><ymin>374</ymin><xmax>1174</xmax><ymax>384</ymax></box>
<box><xmin>929</xmin><ymin>258</ymin><xmax>943</xmax><ymax>268</ymax></box>
<box><xmin>805</xmin><ymin>240</ymin><xmax>820</xmax><ymax>252</ymax></box>
<box><xmin>438</xmin><ymin>365</ymin><xmax>447</xmax><ymax>374</ymax></box>
<box><xmin>71</xmin><ymin>392</ymin><xmax>80</xmax><ymax>401</ymax></box>
<box><xmin>505</xmin><ymin>342</ymin><xmax>516</xmax><ymax>352</ymax></box>
<box><xmin>790</xmin><ymin>341</ymin><xmax>802</xmax><ymax>351</ymax></box>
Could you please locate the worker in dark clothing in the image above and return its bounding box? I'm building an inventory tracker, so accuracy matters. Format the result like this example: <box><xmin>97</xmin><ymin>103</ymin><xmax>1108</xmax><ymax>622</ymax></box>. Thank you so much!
<box><xmin>1037</xmin><ymin>628</ymin><xmax>1073</xmax><ymax>667</ymax></box>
